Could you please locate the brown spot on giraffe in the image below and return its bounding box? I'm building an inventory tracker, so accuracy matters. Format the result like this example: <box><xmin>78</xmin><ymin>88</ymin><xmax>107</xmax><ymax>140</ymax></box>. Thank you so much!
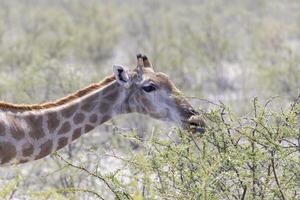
<box><xmin>73</xmin><ymin>113</ymin><xmax>85</xmax><ymax>124</ymax></box>
<box><xmin>6</xmin><ymin>115</ymin><xmax>25</xmax><ymax>140</ymax></box>
<box><xmin>81</xmin><ymin>102</ymin><xmax>97</xmax><ymax>112</ymax></box>
<box><xmin>25</xmin><ymin>115</ymin><xmax>45</xmax><ymax>140</ymax></box>
<box><xmin>99</xmin><ymin>102</ymin><xmax>110</xmax><ymax>113</ymax></box>
<box><xmin>19</xmin><ymin>159</ymin><xmax>30</xmax><ymax>163</ymax></box>
<box><xmin>84</xmin><ymin>124</ymin><xmax>94</xmax><ymax>133</ymax></box>
<box><xmin>35</xmin><ymin>140</ymin><xmax>53</xmax><ymax>160</ymax></box>
<box><xmin>57</xmin><ymin>137</ymin><xmax>68</xmax><ymax>150</ymax></box>
<box><xmin>58</xmin><ymin>121</ymin><xmax>71</xmax><ymax>135</ymax></box>
<box><xmin>99</xmin><ymin>115</ymin><xmax>111</xmax><ymax>124</ymax></box>
<box><xmin>22</xmin><ymin>142</ymin><xmax>34</xmax><ymax>157</ymax></box>
<box><xmin>105</xmin><ymin>90</ymin><xmax>119</xmax><ymax>101</ymax></box>
<box><xmin>89</xmin><ymin>114</ymin><xmax>98</xmax><ymax>123</ymax></box>
<box><xmin>80</xmin><ymin>94</ymin><xmax>99</xmax><ymax>112</ymax></box>
<box><xmin>47</xmin><ymin>112</ymin><xmax>60</xmax><ymax>133</ymax></box>
<box><xmin>72</xmin><ymin>128</ymin><xmax>82</xmax><ymax>140</ymax></box>
<box><xmin>0</xmin><ymin>142</ymin><xmax>16</xmax><ymax>164</ymax></box>
<box><xmin>0</xmin><ymin>120</ymin><xmax>6</xmax><ymax>136</ymax></box>
<box><xmin>61</xmin><ymin>104</ymin><xmax>78</xmax><ymax>118</ymax></box>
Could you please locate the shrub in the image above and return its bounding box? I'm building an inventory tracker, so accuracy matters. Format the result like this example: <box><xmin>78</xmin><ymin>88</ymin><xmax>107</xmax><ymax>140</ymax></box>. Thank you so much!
<box><xmin>24</xmin><ymin>98</ymin><xmax>298</xmax><ymax>200</ymax></box>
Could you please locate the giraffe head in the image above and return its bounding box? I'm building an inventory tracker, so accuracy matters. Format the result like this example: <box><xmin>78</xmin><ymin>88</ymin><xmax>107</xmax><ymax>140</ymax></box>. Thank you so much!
<box><xmin>113</xmin><ymin>54</ymin><xmax>205</xmax><ymax>133</ymax></box>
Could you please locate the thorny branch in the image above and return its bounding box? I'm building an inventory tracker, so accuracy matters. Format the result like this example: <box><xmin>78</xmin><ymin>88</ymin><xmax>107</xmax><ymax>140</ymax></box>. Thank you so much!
<box><xmin>54</xmin><ymin>187</ymin><xmax>105</xmax><ymax>200</ymax></box>
<box><xmin>270</xmin><ymin>150</ymin><xmax>286</xmax><ymax>200</ymax></box>
<box><xmin>55</xmin><ymin>153</ymin><xmax>132</xmax><ymax>200</ymax></box>
<box><xmin>251</xmin><ymin>98</ymin><xmax>258</xmax><ymax>199</ymax></box>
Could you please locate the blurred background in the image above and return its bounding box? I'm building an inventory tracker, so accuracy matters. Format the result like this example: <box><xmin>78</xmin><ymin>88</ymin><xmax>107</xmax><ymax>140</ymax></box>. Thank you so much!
<box><xmin>0</xmin><ymin>0</ymin><xmax>299</xmax><ymax>199</ymax></box>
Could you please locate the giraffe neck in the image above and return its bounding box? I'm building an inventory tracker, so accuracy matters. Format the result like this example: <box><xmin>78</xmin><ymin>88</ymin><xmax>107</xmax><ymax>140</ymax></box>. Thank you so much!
<box><xmin>0</xmin><ymin>80</ymin><xmax>128</xmax><ymax>165</ymax></box>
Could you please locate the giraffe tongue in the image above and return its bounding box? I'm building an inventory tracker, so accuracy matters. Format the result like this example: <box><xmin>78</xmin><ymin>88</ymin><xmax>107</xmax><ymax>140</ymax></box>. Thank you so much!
<box><xmin>195</xmin><ymin>127</ymin><xmax>205</xmax><ymax>133</ymax></box>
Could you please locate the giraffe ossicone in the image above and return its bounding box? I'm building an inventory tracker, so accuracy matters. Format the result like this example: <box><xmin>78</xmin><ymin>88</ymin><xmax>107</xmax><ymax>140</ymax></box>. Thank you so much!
<box><xmin>0</xmin><ymin>54</ymin><xmax>205</xmax><ymax>166</ymax></box>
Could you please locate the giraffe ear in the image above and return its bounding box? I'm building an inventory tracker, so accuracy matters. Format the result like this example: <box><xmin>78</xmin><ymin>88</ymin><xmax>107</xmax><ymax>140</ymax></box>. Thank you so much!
<box><xmin>113</xmin><ymin>65</ymin><xmax>131</xmax><ymax>88</ymax></box>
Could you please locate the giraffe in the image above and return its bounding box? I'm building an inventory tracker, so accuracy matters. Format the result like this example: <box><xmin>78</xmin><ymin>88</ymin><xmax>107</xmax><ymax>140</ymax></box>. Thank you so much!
<box><xmin>0</xmin><ymin>54</ymin><xmax>205</xmax><ymax>166</ymax></box>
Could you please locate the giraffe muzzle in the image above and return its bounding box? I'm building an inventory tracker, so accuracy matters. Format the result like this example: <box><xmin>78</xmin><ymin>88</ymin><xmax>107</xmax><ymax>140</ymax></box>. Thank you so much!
<box><xmin>187</xmin><ymin>115</ymin><xmax>206</xmax><ymax>133</ymax></box>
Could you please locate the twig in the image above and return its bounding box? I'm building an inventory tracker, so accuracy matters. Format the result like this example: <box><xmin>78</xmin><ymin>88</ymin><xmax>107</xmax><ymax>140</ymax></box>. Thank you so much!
<box><xmin>263</xmin><ymin>96</ymin><xmax>279</xmax><ymax>109</ymax></box>
<box><xmin>270</xmin><ymin>150</ymin><xmax>286</xmax><ymax>200</ymax></box>
<box><xmin>291</xmin><ymin>95</ymin><xmax>300</xmax><ymax>152</ymax></box>
<box><xmin>189</xmin><ymin>133</ymin><xmax>202</xmax><ymax>153</ymax></box>
<box><xmin>251</xmin><ymin>97</ymin><xmax>258</xmax><ymax>199</ymax></box>
<box><xmin>185</xmin><ymin>96</ymin><xmax>221</xmax><ymax>107</ymax></box>
<box><xmin>241</xmin><ymin>186</ymin><xmax>247</xmax><ymax>200</ymax></box>
<box><xmin>55</xmin><ymin>153</ymin><xmax>131</xmax><ymax>200</ymax></box>
<box><xmin>219</xmin><ymin>106</ymin><xmax>236</xmax><ymax>149</ymax></box>
<box><xmin>152</xmin><ymin>159</ymin><xmax>166</xmax><ymax>193</ymax></box>
<box><xmin>54</xmin><ymin>187</ymin><xmax>105</xmax><ymax>200</ymax></box>
<box><xmin>298</xmin><ymin>129</ymin><xmax>300</xmax><ymax>152</ymax></box>
<box><xmin>9</xmin><ymin>188</ymin><xmax>18</xmax><ymax>200</ymax></box>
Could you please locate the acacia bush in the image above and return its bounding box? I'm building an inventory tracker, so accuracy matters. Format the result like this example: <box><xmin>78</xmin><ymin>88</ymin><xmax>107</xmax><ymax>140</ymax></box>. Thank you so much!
<box><xmin>2</xmin><ymin>99</ymin><xmax>297</xmax><ymax>200</ymax></box>
<box><xmin>69</xmin><ymin>99</ymin><xmax>299</xmax><ymax>199</ymax></box>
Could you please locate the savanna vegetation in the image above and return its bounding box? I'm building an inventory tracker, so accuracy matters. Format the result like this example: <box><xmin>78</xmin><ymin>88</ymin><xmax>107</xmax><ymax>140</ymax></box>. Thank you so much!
<box><xmin>0</xmin><ymin>0</ymin><xmax>299</xmax><ymax>199</ymax></box>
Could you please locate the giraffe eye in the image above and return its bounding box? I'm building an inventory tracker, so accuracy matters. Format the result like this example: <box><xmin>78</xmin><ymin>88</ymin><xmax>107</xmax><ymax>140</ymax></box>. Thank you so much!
<box><xmin>142</xmin><ymin>84</ymin><xmax>156</xmax><ymax>93</ymax></box>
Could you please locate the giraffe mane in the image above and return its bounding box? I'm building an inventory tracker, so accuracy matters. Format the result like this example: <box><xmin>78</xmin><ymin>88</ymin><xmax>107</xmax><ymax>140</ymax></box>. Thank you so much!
<box><xmin>0</xmin><ymin>75</ymin><xmax>116</xmax><ymax>111</ymax></box>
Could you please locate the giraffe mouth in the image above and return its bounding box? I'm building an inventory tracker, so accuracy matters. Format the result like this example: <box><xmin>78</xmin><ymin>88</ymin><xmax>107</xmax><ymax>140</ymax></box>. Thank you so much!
<box><xmin>183</xmin><ymin>115</ymin><xmax>206</xmax><ymax>133</ymax></box>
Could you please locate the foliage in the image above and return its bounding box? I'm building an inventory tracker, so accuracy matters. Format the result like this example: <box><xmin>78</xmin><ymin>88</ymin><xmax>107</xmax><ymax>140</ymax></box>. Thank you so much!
<box><xmin>4</xmin><ymin>99</ymin><xmax>297</xmax><ymax>200</ymax></box>
<box><xmin>0</xmin><ymin>0</ymin><xmax>299</xmax><ymax>199</ymax></box>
